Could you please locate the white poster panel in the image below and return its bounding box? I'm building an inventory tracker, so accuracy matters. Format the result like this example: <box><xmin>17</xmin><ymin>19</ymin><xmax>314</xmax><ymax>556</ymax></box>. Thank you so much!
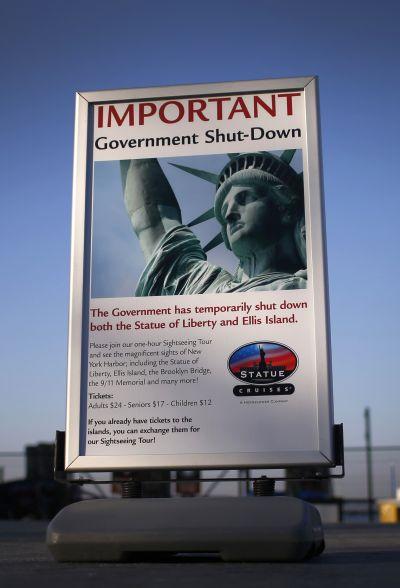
<box><xmin>65</xmin><ymin>77</ymin><xmax>334</xmax><ymax>471</ymax></box>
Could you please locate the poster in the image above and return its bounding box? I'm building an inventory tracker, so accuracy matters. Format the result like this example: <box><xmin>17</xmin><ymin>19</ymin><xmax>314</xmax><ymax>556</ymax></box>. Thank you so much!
<box><xmin>65</xmin><ymin>78</ymin><xmax>334</xmax><ymax>471</ymax></box>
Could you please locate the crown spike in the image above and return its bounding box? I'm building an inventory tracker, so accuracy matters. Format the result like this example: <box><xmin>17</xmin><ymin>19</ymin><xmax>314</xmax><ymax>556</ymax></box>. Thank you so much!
<box><xmin>187</xmin><ymin>207</ymin><xmax>215</xmax><ymax>227</ymax></box>
<box><xmin>203</xmin><ymin>233</ymin><xmax>224</xmax><ymax>253</ymax></box>
<box><xmin>280</xmin><ymin>149</ymin><xmax>296</xmax><ymax>164</ymax></box>
<box><xmin>169</xmin><ymin>163</ymin><xmax>219</xmax><ymax>184</ymax></box>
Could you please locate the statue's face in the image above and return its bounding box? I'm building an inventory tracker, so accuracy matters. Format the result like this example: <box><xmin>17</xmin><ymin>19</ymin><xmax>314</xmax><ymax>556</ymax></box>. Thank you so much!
<box><xmin>221</xmin><ymin>184</ymin><xmax>283</xmax><ymax>257</ymax></box>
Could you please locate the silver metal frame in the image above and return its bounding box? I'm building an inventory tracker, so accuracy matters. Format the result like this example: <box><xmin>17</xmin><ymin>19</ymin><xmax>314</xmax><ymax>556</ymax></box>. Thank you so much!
<box><xmin>65</xmin><ymin>77</ymin><xmax>334</xmax><ymax>472</ymax></box>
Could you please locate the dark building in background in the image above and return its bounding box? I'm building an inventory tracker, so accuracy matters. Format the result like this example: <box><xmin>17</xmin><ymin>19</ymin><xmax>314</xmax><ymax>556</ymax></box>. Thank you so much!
<box><xmin>0</xmin><ymin>443</ymin><xmax>80</xmax><ymax>519</ymax></box>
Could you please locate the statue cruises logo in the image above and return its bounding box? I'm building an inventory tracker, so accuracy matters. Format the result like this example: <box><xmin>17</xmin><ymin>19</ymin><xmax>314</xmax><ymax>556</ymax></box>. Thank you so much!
<box><xmin>228</xmin><ymin>341</ymin><xmax>298</xmax><ymax>397</ymax></box>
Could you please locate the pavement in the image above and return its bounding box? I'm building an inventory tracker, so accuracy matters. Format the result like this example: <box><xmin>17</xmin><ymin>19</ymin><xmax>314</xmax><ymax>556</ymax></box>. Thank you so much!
<box><xmin>1</xmin><ymin>519</ymin><xmax>400</xmax><ymax>588</ymax></box>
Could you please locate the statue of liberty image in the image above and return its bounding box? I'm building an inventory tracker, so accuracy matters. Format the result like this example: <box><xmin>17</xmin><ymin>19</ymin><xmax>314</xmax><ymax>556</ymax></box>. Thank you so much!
<box><xmin>258</xmin><ymin>345</ymin><xmax>267</xmax><ymax>371</ymax></box>
<box><xmin>120</xmin><ymin>151</ymin><xmax>307</xmax><ymax>296</ymax></box>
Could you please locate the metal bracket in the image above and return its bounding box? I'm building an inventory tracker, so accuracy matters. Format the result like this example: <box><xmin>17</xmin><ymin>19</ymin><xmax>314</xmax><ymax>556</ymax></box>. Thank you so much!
<box><xmin>54</xmin><ymin>430</ymin><xmax>67</xmax><ymax>482</ymax></box>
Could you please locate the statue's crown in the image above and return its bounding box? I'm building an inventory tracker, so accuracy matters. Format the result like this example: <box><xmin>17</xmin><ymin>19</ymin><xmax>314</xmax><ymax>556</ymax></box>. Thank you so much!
<box><xmin>170</xmin><ymin>150</ymin><xmax>302</xmax><ymax>252</ymax></box>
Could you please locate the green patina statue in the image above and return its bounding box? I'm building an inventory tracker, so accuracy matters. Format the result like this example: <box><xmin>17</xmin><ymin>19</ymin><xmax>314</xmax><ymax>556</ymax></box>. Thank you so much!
<box><xmin>121</xmin><ymin>152</ymin><xmax>307</xmax><ymax>296</ymax></box>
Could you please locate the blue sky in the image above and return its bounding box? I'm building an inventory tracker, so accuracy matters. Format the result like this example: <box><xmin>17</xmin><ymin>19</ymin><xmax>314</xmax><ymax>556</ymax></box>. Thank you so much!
<box><xmin>1</xmin><ymin>0</ymin><xmax>399</xmax><ymax>451</ymax></box>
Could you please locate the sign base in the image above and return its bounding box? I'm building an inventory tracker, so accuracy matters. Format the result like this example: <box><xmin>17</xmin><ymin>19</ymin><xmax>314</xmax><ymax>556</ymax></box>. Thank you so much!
<box><xmin>47</xmin><ymin>496</ymin><xmax>324</xmax><ymax>562</ymax></box>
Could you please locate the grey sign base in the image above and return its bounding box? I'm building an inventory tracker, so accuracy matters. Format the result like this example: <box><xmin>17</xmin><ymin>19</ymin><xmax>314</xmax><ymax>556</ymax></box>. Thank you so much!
<box><xmin>47</xmin><ymin>496</ymin><xmax>324</xmax><ymax>562</ymax></box>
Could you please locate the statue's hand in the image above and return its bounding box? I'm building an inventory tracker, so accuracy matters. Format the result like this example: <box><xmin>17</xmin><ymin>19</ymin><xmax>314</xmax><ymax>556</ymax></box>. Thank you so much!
<box><xmin>122</xmin><ymin>158</ymin><xmax>181</xmax><ymax>220</ymax></box>
<box><xmin>121</xmin><ymin>158</ymin><xmax>182</xmax><ymax>261</ymax></box>
<box><xmin>121</xmin><ymin>159</ymin><xmax>160</xmax><ymax>219</ymax></box>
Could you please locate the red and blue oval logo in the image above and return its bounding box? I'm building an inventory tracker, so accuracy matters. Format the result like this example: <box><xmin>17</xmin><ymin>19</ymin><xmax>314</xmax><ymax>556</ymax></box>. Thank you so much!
<box><xmin>228</xmin><ymin>341</ymin><xmax>298</xmax><ymax>385</ymax></box>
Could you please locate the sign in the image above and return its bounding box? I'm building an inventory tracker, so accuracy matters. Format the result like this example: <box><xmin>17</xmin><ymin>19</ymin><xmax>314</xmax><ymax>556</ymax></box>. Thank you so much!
<box><xmin>65</xmin><ymin>77</ymin><xmax>334</xmax><ymax>471</ymax></box>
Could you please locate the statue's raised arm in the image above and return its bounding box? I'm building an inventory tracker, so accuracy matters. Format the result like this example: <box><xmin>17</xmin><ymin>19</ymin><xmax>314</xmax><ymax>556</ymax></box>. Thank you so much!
<box><xmin>121</xmin><ymin>158</ymin><xmax>182</xmax><ymax>262</ymax></box>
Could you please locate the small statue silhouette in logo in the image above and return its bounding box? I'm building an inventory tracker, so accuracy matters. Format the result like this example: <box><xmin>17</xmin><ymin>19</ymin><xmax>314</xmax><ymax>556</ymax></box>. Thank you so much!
<box><xmin>258</xmin><ymin>345</ymin><xmax>268</xmax><ymax>371</ymax></box>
